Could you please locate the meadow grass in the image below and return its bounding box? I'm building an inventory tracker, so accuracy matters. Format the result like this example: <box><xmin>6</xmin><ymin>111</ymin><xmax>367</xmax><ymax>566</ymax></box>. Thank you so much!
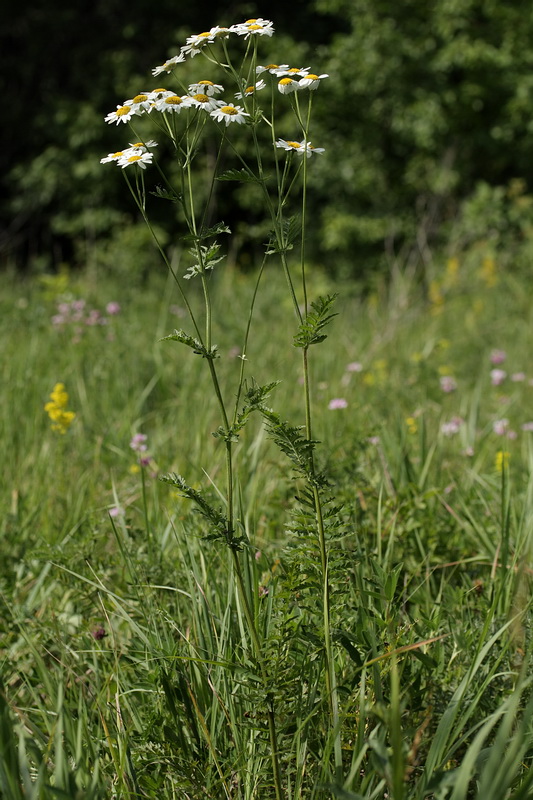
<box><xmin>2</xmin><ymin>253</ymin><xmax>533</xmax><ymax>799</ymax></box>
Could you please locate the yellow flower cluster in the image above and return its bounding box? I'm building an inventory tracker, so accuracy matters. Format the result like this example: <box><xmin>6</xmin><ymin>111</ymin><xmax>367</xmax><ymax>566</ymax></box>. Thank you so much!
<box><xmin>44</xmin><ymin>383</ymin><xmax>76</xmax><ymax>434</ymax></box>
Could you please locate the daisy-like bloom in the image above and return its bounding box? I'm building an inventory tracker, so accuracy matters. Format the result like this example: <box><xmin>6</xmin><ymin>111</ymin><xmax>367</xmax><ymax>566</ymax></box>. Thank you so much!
<box><xmin>118</xmin><ymin>151</ymin><xmax>154</xmax><ymax>169</ymax></box>
<box><xmin>299</xmin><ymin>72</ymin><xmax>329</xmax><ymax>90</ymax></box>
<box><xmin>101</xmin><ymin>149</ymin><xmax>128</xmax><ymax>164</ymax></box>
<box><xmin>101</xmin><ymin>141</ymin><xmax>157</xmax><ymax>166</ymax></box>
<box><xmin>274</xmin><ymin>66</ymin><xmax>311</xmax><ymax>78</ymax></box>
<box><xmin>104</xmin><ymin>104</ymin><xmax>137</xmax><ymax>125</ymax></box>
<box><xmin>232</xmin><ymin>18</ymin><xmax>274</xmax><ymax>37</ymax></box>
<box><xmin>256</xmin><ymin>63</ymin><xmax>289</xmax><ymax>75</ymax></box>
<box><xmin>209</xmin><ymin>25</ymin><xmax>231</xmax><ymax>39</ymax></box>
<box><xmin>181</xmin><ymin>30</ymin><xmax>215</xmax><ymax>57</ymax></box>
<box><xmin>124</xmin><ymin>93</ymin><xmax>152</xmax><ymax>113</ymax></box>
<box><xmin>188</xmin><ymin>80</ymin><xmax>224</xmax><ymax>96</ymax></box>
<box><xmin>188</xmin><ymin>93</ymin><xmax>222</xmax><ymax>111</ymax></box>
<box><xmin>275</xmin><ymin>139</ymin><xmax>325</xmax><ymax>157</ymax></box>
<box><xmin>235</xmin><ymin>79</ymin><xmax>266</xmax><ymax>99</ymax></box>
<box><xmin>211</xmin><ymin>104</ymin><xmax>249</xmax><ymax>125</ymax></box>
<box><xmin>152</xmin><ymin>53</ymin><xmax>186</xmax><ymax>77</ymax></box>
<box><xmin>128</xmin><ymin>139</ymin><xmax>158</xmax><ymax>151</ymax></box>
<box><xmin>277</xmin><ymin>77</ymin><xmax>300</xmax><ymax>94</ymax></box>
<box><xmin>153</xmin><ymin>94</ymin><xmax>189</xmax><ymax>113</ymax></box>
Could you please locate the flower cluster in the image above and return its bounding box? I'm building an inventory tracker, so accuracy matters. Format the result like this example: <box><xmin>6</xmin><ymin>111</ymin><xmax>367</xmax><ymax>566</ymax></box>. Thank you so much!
<box><xmin>101</xmin><ymin>18</ymin><xmax>327</xmax><ymax>167</ymax></box>
<box><xmin>44</xmin><ymin>383</ymin><xmax>76</xmax><ymax>434</ymax></box>
<box><xmin>130</xmin><ymin>433</ymin><xmax>151</xmax><ymax>467</ymax></box>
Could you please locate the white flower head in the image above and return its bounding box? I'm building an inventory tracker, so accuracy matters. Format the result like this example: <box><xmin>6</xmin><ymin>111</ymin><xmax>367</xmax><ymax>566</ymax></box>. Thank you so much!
<box><xmin>235</xmin><ymin>79</ymin><xmax>266</xmax><ymax>99</ymax></box>
<box><xmin>181</xmin><ymin>30</ymin><xmax>215</xmax><ymax>57</ymax></box>
<box><xmin>256</xmin><ymin>63</ymin><xmax>289</xmax><ymax>75</ymax></box>
<box><xmin>123</xmin><ymin>93</ymin><xmax>152</xmax><ymax>112</ymax></box>
<box><xmin>100</xmin><ymin>149</ymin><xmax>127</xmax><ymax>164</ymax></box>
<box><xmin>232</xmin><ymin>18</ymin><xmax>274</xmax><ymax>38</ymax></box>
<box><xmin>188</xmin><ymin>93</ymin><xmax>222</xmax><ymax>111</ymax></box>
<box><xmin>274</xmin><ymin>66</ymin><xmax>310</xmax><ymax>78</ymax></box>
<box><xmin>277</xmin><ymin>77</ymin><xmax>300</xmax><ymax>94</ymax></box>
<box><xmin>211</xmin><ymin>104</ymin><xmax>249</xmax><ymax>125</ymax></box>
<box><xmin>275</xmin><ymin>139</ymin><xmax>325</xmax><ymax>157</ymax></box>
<box><xmin>188</xmin><ymin>80</ymin><xmax>224</xmax><ymax>96</ymax></box>
<box><xmin>152</xmin><ymin>53</ymin><xmax>186</xmax><ymax>77</ymax></box>
<box><xmin>118</xmin><ymin>151</ymin><xmax>154</xmax><ymax>169</ymax></box>
<box><xmin>104</xmin><ymin>104</ymin><xmax>137</xmax><ymax>125</ymax></box>
<box><xmin>153</xmin><ymin>94</ymin><xmax>190</xmax><ymax>113</ymax></box>
<box><xmin>299</xmin><ymin>73</ymin><xmax>329</xmax><ymax>90</ymax></box>
<box><xmin>128</xmin><ymin>140</ymin><xmax>158</xmax><ymax>151</ymax></box>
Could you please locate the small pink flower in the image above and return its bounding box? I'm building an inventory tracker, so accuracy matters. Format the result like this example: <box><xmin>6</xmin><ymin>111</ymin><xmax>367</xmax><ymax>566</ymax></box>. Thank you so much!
<box><xmin>346</xmin><ymin>361</ymin><xmax>363</xmax><ymax>373</ymax></box>
<box><xmin>490</xmin><ymin>369</ymin><xmax>507</xmax><ymax>386</ymax></box>
<box><xmin>109</xmin><ymin>506</ymin><xmax>124</xmax><ymax>517</ymax></box>
<box><xmin>440</xmin><ymin>376</ymin><xmax>457</xmax><ymax>393</ymax></box>
<box><xmin>511</xmin><ymin>372</ymin><xmax>526</xmax><ymax>382</ymax></box>
<box><xmin>130</xmin><ymin>433</ymin><xmax>148</xmax><ymax>452</ymax></box>
<box><xmin>493</xmin><ymin>419</ymin><xmax>509</xmax><ymax>436</ymax></box>
<box><xmin>490</xmin><ymin>349</ymin><xmax>507</xmax><ymax>365</ymax></box>
<box><xmin>106</xmin><ymin>301</ymin><xmax>121</xmax><ymax>315</ymax></box>
<box><xmin>91</xmin><ymin>626</ymin><xmax>107</xmax><ymax>640</ymax></box>
<box><xmin>440</xmin><ymin>416</ymin><xmax>464</xmax><ymax>436</ymax></box>
<box><xmin>507</xmin><ymin>430</ymin><xmax>518</xmax><ymax>440</ymax></box>
<box><xmin>367</xmin><ymin>436</ymin><xmax>380</xmax><ymax>445</ymax></box>
<box><xmin>328</xmin><ymin>398</ymin><xmax>348</xmax><ymax>410</ymax></box>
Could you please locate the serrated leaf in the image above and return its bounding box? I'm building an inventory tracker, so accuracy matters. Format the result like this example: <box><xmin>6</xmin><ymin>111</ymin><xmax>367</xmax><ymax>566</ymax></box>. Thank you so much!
<box><xmin>217</xmin><ymin>168</ymin><xmax>260</xmax><ymax>183</ymax></box>
<box><xmin>151</xmin><ymin>185</ymin><xmax>182</xmax><ymax>203</ymax></box>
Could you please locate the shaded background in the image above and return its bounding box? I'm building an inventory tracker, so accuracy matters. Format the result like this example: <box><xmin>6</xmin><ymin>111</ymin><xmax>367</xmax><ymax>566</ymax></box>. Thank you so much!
<box><xmin>3</xmin><ymin>0</ymin><xmax>533</xmax><ymax>282</ymax></box>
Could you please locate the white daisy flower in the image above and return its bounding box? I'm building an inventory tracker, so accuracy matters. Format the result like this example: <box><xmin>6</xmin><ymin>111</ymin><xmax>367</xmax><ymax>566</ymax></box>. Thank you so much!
<box><xmin>152</xmin><ymin>53</ymin><xmax>185</xmax><ymax>77</ymax></box>
<box><xmin>187</xmin><ymin>93</ymin><xmax>222</xmax><ymax>111</ymax></box>
<box><xmin>275</xmin><ymin>139</ymin><xmax>325</xmax><ymax>157</ymax></box>
<box><xmin>181</xmin><ymin>31</ymin><xmax>215</xmax><ymax>57</ymax></box>
<box><xmin>274</xmin><ymin>66</ymin><xmax>311</xmax><ymax>78</ymax></box>
<box><xmin>232</xmin><ymin>18</ymin><xmax>274</xmax><ymax>37</ymax></box>
<box><xmin>210</xmin><ymin>104</ymin><xmax>250</xmax><ymax>125</ymax></box>
<box><xmin>124</xmin><ymin>93</ymin><xmax>152</xmax><ymax>112</ymax></box>
<box><xmin>277</xmin><ymin>78</ymin><xmax>300</xmax><ymax>94</ymax></box>
<box><xmin>104</xmin><ymin>104</ymin><xmax>137</xmax><ymax>125</ymax></box>
<box><xmin>209</xmin><ymin>25</ymin><xmax>231</xmax><ymax>39</ymax></box>
<box><xmin>128</xmin><ymin>140</ymin><xmax>158</xmax><ymax>151</ymax></box>
<box><xmin>256</xmin><ymin>64</ymin><xmax>289</xmax><ymax>75</ymax></box>
<box><xmin>118</xmin><ymin>151</ymin><xmax>154</xmax><ymax>169</ymax></box>
<box><xmin>100</xmin><ymin>149</ymin><xmax>127</xmax><ymax>164</ymax></box>
<box><xmin>235</xmin><ymin>79</ymin><xmax>266</xmax><ymax>99</ymax></box>
<box><xmin>298</xmin><ymin>73</ymin><xmax>329</xmax><ymax>90</ymax></box>
<box><xmin>153</xmin><ymin>94</ymin><xmax>189</xmax><ymax>113</ymax></box>
<box><xmin>188</xmin><ymin>80</ymin><xmax>224</xmax><ymax>96</ymax></box>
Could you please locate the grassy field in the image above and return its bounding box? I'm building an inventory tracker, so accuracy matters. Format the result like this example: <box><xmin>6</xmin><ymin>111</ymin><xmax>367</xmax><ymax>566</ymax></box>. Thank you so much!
<box><xmin>2</xmin><ymin>249</ymin><xmax>533</xmax><ymax>799</ymax></box>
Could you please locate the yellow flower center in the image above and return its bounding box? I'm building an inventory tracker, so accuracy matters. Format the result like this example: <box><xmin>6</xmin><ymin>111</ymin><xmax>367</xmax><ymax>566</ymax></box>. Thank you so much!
<box><xmin>131</xmin><ymin>142</ymin><xmax>144</xmax><ymax>148</ymax></box>
<box><xmin>221</xmin><ymin>106</ymin><xmax>238</xmax><ymax>115</ymax></box>
<box><xmin>248</xmin><ymin>24</ymin><xmax>262</xmax><ymax>30</ymax></box>
<box><xmin>127</xmin><ymin>155</ymin><xmax>142</xmax><ymax>163</ymax></box>
<box><xmin>116</xmin><ymin>105</ymin><xmax>131</xmax><ymax>116</ymax></box>
<box><xmin>286</xmin><ymin>141</ymin><xmax>301</xmax><ymax>148</ymax></box>
<box><xmin>165</xmin><ymin>95</ymin><xmax>182</xmax><ymax>105</ymax></box>
<box><xmin>245</xmin><ymin>86</ymin><xmax>255</xmax><ymax>94</ymax></box>
<box><xmin>307</xmin><ymin>74</ymin><xmax>319</xmax><ymax>80</ymax></box>
<box><xmin>133</xmin><ymin>94</ymin><xmax>147</xmax><ymax>103</ymax></box>
<box><xmin>193</xmin><ymin>93</ymin><xmax>209</xmax><ymax>103</ymax></box>
<box><xmin>265</xmin><ymin>64</ymin><xmax>279</xmax><ymax>69</ymax></box>
<box><xmin>245</xmin><ymin>18</ymin><xmax>257</xmax><ymax>23</ymax></box>
<box><xmin>153</xmin><ymin>88</ymin><xmax>167</xmax><ymax>93</ymax></box>
<box><xmin>113</xmin><ymin>151</ymin><xmax>124</xmax><ymax>158</ymax></box>
<box><xmin>279</xmin><ymin>78</ymin><xmax>294</xmax><ymax>86</ymax></box>
<box><xmin>199</xmin><ymin>31</ymin><xmax>210</xmax><ymax>38</ymax></box>
<box><xmin>288</xmin><ymin>68</ymin><xmax>301</xmax><ymax>73</ymax></box>
<box><xmin>199</xmin><ymin>80</ymin><xmax>214</xmax><ymax>86</ymax></box>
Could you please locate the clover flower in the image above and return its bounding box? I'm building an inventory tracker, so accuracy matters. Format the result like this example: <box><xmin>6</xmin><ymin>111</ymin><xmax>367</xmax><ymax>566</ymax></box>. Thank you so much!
<box><xmin>152</xmin><ymin>53</ymin><xmax>186</xmax><ymax>76</ymax></box>
<box><xmin>275</xmin><ymin>139</ymin><xmax>325</xmax><ymax>157</ymax></box>
<box><xmin>490</xmin><ymin>349</ymin><xmax>507</xmax><ymax>365</ymax></box>
<box><xmin>44</xmin><ymin>383</ymin><xmax>76</xmax><ymax>434</ymax></box>
<box><xmin>490</xmin><ymin>368</ymin><xmax>507</xmax><ymax>386</ymax></box>
<box><xmin>439</xmin><ymin>375</ymin><xmax>457</xmax><ymax>393</ymax></box>
<box><xmin>328</xmin><ymin>398</ymin><xmax>347</xmax><ymax>410</ymax></box>
<box><xmin>210</xmin><ymin>105</ymin><xmax>249</xmax><ymax>125</ymax></box>
<box><xmin>440</xmin><ymin>416</ymin><xmax>464</xmax><ymax>436</ymax></box>
<box><xmin>188</xmin><ymin>80</ymin><xmax>224</xmax><ymax>96</ymax></box>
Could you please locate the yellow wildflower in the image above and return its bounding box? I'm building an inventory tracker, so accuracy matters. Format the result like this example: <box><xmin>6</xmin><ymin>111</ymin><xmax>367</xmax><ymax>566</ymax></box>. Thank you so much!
<box><xmin>44</xmin><ymin>383</ymin><xmax>76</xmax><ymax>434</ymax></box>
<box><xmin>495</xmin><ymin>450</ymin><xmax>510</xmax><ymax>473</ymax></box>
<box><xmin>406</xmin><ymin>417</ymin><xmax>418</xmax><ymax>434</ymax></box>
